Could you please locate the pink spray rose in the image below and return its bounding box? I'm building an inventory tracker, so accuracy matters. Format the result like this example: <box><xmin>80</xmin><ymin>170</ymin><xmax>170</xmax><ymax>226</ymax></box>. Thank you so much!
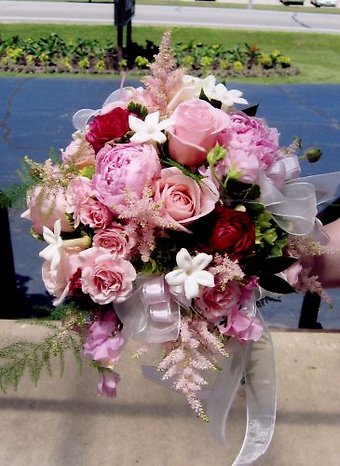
<box><xmin>195</xmin><ymin>279</ymin><xmax>243</xmax><ymax>324</ymax></box>
<box><xmin>92</xmin><ymin>143</ymin><xmax>161</xmax><ymax>209</ymax></box>
<box><xmin>22</xmin><ymin>185</ymin><xmax>74</xmax><ymax>235</ymax></box>
<box><xmin>154</xmin><ymin>167</ymin><xmax>219</xmax><ymax>232</ymax></box>
<box><xmin>66</xmin><ymin>176</ymin><xmax>114</xmax><ymax>229</ymax></box>
<box><xmin>167</xmin><ymin>99</ymin><xmax>230</xmax><ymax>167</ymax></box>
<box><xmin>218</xmin><ymin>308</ymin><xmax>263</xmax><ymax>342</ymax></box>
<box><xmin>217</xmin><ymin>111</ymin><xmax>279</xmax><ymax>183</ymax></box>
<box><xmin>83</xmin><ymin>310</ymin><xmax>124</xmax><ymax>367</ymax></box>
<box><xmin>79</xmin><ymin>247</ymin><xmax>137</xmax><ymax>304</ymax></box>
<box><xmin>61</xmin><ymin>134</ymin><xmax>95</xmax><ymax>169</ymax></box>
<box><xmin>92</xmin><ymin>222</ymin><xmax>136</xmax><ymax>259</ymax></box>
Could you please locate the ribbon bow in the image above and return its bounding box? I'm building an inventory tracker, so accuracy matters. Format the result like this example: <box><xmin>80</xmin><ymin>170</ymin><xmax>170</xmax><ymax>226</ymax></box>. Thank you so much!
<box><xmin>258</xmin><ymin>173</ymin><xmax>318</xmax><ymax>235</ymax></box>
<box><xmin>114</xmin><ymin>275</ymin><xmax>181</xmax><ymax>344</ymax></box>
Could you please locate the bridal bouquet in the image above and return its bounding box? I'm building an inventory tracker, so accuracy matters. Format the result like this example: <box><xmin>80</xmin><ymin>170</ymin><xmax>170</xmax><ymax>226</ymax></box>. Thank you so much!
<box><xmin>4</xmin><ymin>32</ymin><xmax>335</xmax><ymax>464</ymax></box>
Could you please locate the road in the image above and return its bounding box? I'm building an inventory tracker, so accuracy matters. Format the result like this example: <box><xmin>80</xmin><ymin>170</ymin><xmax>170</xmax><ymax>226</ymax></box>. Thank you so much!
<box><xmin>0</xmin><ymin>1</ymin><xmax>339</xmax><ymax>34</ymax></box>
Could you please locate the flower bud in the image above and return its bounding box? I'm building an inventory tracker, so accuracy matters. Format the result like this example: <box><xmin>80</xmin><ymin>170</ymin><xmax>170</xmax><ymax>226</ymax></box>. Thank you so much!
<box><xmin>304</xmin><ymin>147</ymin><xmax>322</xmax><ymax>163</ymax></box>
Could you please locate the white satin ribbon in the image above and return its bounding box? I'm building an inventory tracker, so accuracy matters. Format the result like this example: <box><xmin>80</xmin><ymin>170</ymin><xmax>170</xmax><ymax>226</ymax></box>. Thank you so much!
<box><xmin>114</xmin><ymin>275</ymin><xmax>181</xmax><ymax>344</ymax></box>
<box><xmin>258</xmin><ymin>173</ymin><xmax>318</xmax><ymax>236</ymax></box>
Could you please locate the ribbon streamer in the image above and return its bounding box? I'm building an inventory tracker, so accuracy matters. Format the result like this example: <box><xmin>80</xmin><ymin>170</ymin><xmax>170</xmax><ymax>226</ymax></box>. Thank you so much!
<box><xmin>142</xmin><ymin>310</ymin><xmax>276</xmax><ymax>466</ymax></box>
<box><xmin>114</xmin><ymin>275</ymin><xmax>181</xmax><ymax>344</ymax></box>
<box><xmin>298</xmin><ymin>171</ymin><xmax>340</xmax><ymax>206</ymax></box>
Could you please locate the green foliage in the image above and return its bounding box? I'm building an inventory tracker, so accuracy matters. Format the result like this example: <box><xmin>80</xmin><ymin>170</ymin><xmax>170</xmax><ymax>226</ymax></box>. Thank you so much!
<box><xmin>0</xmin><ymin>321</ymin><xmax>83</xmax><ymax>394</ymax></box>
<box><xmin>0</xmin><ymin>31</ymin><xmax>297</xmax><ymax>78</ymax></box>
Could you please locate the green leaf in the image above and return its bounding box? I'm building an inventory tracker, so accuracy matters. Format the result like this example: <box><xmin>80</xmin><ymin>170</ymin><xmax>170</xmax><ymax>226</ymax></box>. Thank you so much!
<box><xmin>127</xmin><ymin>101</ymin><xmax>148</xmax><ymax>119</ymax></box>
<box><xmin>261</xmin><ymin>256</ymin><xmax>298</xmax><ymax>274</ymax></box>
<box><xmin>259</xmin><ymin>274</ymin><xmax>296</xmax><ymax>294</ymax></box>
<box><xmin>162</xmin><ymin>158</ymin><xmax>203</xmax><ymax>184</ymax></box>
<box><xmin>242</xmin><ymin>104</ymin><xmax>259</xmax><ymax>117</ymax></box>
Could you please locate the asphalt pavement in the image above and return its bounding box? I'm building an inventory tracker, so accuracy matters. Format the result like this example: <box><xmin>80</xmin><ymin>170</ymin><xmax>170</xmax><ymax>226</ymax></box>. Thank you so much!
<box><xmin>0</xmin><ymin>0</ymin><xmax>339</xmax><ymax>34</ymax></box>
<box><xmin>0</xmin><ymin>77</ymin><xmax>340</xmax><ymax>327</ymax></box>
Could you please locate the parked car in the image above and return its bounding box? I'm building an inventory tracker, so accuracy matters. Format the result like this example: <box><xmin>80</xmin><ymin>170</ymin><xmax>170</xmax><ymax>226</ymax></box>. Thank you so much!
<box><xmin>311</xmin><ymin>0</ymin><xmax>336</xmax><ymax>6</ymax></box>
<box><xmin>280</xmin><ymin>0</ymin><xmax>304</xmax><ymax>4</ymax></box>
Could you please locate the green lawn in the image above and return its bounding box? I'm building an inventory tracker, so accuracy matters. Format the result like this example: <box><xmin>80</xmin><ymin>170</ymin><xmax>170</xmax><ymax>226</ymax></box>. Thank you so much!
<box><xmin>1</xmin><ymin>24</ymin><xmax>340</xmax><ymax>83</ymax></box>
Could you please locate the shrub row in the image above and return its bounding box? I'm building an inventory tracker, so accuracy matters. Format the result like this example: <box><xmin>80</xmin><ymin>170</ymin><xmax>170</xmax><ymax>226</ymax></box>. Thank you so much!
<box><xmin>0</xmin><ymin>33</ymin><xmax>298</xmax><ymax>77</ymax></box>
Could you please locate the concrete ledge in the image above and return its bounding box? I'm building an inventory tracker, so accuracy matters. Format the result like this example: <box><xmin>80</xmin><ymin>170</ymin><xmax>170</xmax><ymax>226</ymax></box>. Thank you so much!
<box><xmin>0</xmin><ymin>320</ymin><xmax>339</xmax><ymax>466</ymax></box>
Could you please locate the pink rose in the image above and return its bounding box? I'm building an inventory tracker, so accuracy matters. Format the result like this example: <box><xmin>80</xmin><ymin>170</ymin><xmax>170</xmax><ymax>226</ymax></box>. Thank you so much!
<box><xmin>92</xmin><ymin>143</ymin><xmax>161</xmax><ymax>208</ymax></box>
<box><xmin>61</xmin><ymin>134</ymin><xmax>95</xmax><ymax>169</ymax></box>
<box><xmin>217</xmin><ymin>112</ymin><xmax>279</xmax><ymax>183</ymax></box>
<box><xmin>154</xmin><ymin>167</ymin><xmax>219</xmax><ymax>232</ymax></box>
<box><xmin>80</xmin><ymin>247</ymin><xmax>137</xmax><ymax>304</ymax></box>
<box><xmin>92</xmin><ymin>223</ymin><xmax>136</xmax><ymax>259</ymax></box>
<box><xmin>22</xmin><ymin>185</ymin><xmax>74</xmax><ymax>235</ymax></box>
<box><xmin>167</xmin><ymin>99</ymin><xmax>230</xmax><ymax>166</ymax></box>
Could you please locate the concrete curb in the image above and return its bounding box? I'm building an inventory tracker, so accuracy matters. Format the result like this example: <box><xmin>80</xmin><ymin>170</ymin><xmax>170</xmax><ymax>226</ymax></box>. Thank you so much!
<box><xmin>0</xmin><ymin>320</ymin><xmax>339</xmax><ymax>465</ymax></box>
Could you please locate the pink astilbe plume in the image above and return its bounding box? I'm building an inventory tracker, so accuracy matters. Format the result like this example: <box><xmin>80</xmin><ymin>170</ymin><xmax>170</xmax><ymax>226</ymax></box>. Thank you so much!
<box><xmin>209</xmin><ymin>253</ymin><xmax>245</xmax><ymax>290</ymax></box>
<box><xmin>142</xmin><ymin>31</ymin><xmax>183</xmax><ymax>116</ymax></box>
<box><xmin>114</xmin><ymin>185</ymin><xmax>176</xmax><ymax>262</ymax></box>
<box><xmin>158</xmin><ymin>317</ymin><xmax>228</xmax><ymax>420</ymax></box>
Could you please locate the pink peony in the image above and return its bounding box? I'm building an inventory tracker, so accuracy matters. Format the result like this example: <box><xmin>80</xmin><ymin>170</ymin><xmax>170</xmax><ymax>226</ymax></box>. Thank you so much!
<box><xmin>61</xmin><ymin>134</ymin><xmax>95</xmax><ymax>169</ymax></box>
<box><xmin>219</xmin><ymin>308</ymin><xmax>263</xmax><ymax>342</ymax></box>
<box><xmin>92</xmin><ymin>222</ymin><xmax>136</xmax><ymax>259</ymax></box>
<box><xmin>154</xmin><ymin>167</ymin><xmax>219</xmax><ymax>232</ymax></box>
<box><xmin>97</xmin><ymin>370</ymin><xmax>120</xmax><ymax>397</ymax></box>
<box><xmin>92</xmin><ymin>143</ymin><xmax>161</xmax><ymax>209</ymax></box>
<box><xmin>167</xmin><ymin>99</ymin><xmax>230</xmax><ymax>167</ymax></box>
<box><xmin>217</xmin><ymin>111</ymin><xmax>279</xmax><ymax>183</ymax></box>
<box><xmin>22</xmin><ymin>185</ymin><xmax>74</xmax><ymax>235</ymax></box>
<box><xmin>79</xmin><ymin>247</ymin><xmax>137</xmax><ymax>304</ymax></box>
<box><xmin>83</xmin><ymin>310</ymin><xmax>124</xmax><ymax>367</ymax></box>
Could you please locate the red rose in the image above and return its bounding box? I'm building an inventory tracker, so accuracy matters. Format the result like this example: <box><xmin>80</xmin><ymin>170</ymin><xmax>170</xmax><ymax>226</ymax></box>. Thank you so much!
<box><xmin>208</xmin><ymin>205</ymin><xmax>255</xmax><ymax>257</ymax></box>
<box><xmin>86</xmin><ymin>107</ymin><xmax>130</xmax><ymax>153</ymax></box>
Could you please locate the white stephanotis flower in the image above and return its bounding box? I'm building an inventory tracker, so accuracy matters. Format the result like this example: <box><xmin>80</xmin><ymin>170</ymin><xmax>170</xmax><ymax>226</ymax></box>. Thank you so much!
<box><xmin>39</xmin><ymin>219</ymin><xmax>63</xmax><ymax>270</ymax></box>
<box><xmin>165</xmin><ymin>248</ymin><xmax>214</xmax><ymax>300</ymax></box>
<box><xmin>202</xmin><ymin>75</ymin><xmax>248</xmax><ymax>110</ymax></box>
<box><xmin>129</xmin><ymin>111</ymin><xmax>173</xmax><ymax>144</ymax></box>
<box><xmin>39</xmin><ymin>219</ymin><xmax>91</xmax><ymax>271</ymax></box>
